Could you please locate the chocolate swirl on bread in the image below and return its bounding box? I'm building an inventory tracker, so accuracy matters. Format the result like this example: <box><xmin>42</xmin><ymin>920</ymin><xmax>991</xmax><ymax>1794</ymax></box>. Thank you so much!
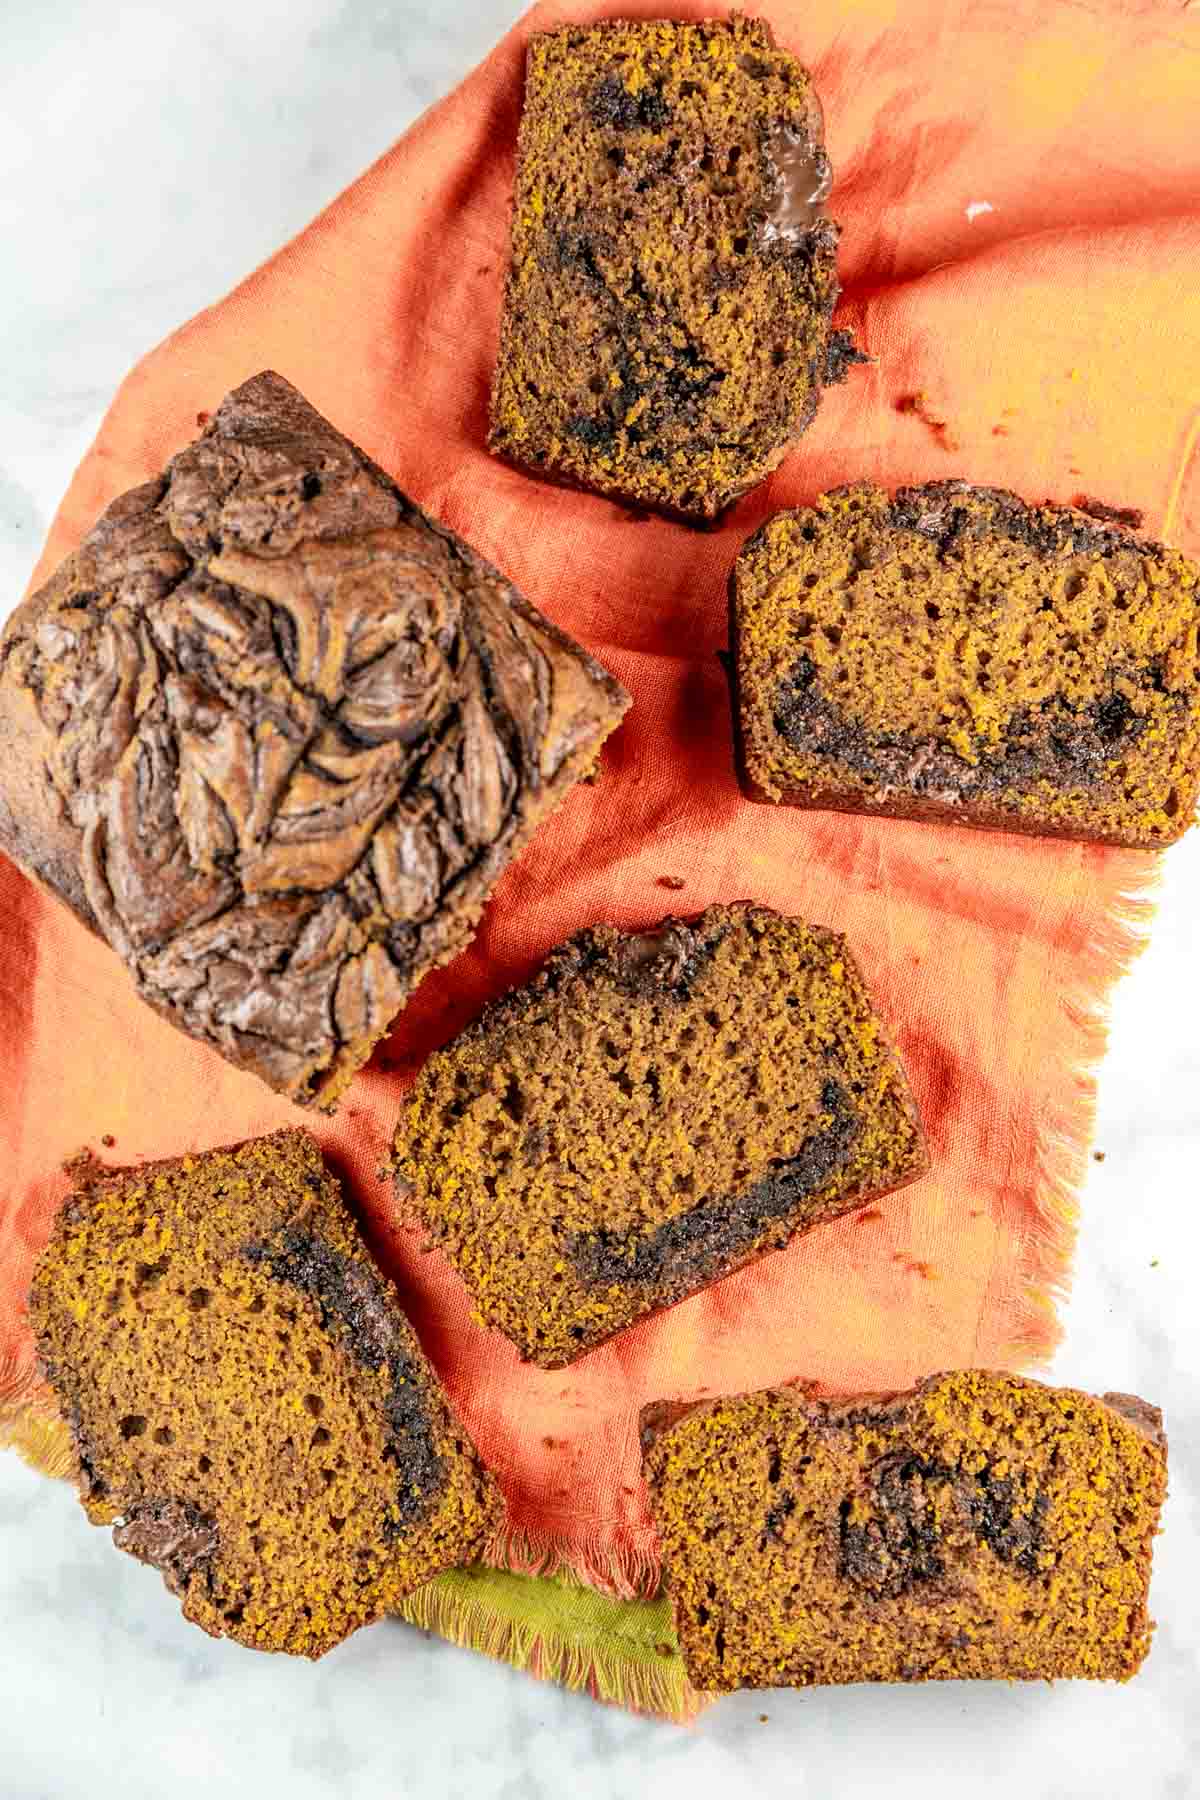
<box><xmin>0</xmin><ymin>373</ymin><xmax>628</xmax><ymax>1107</ymax></box>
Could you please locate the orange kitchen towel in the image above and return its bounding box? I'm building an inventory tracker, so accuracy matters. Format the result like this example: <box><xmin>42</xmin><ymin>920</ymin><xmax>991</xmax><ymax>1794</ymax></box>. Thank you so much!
<box><xmin>3</xmin><ymin>0</ymin><xmax>1198</xmax><ymax>1631</ymax></box>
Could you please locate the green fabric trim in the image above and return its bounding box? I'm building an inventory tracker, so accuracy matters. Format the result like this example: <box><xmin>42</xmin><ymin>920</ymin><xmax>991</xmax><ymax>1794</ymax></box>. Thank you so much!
<box><xmin>395</xmin><ymin>1565</ymin><xmax>708</xmax><ymax>1721</ymax></box>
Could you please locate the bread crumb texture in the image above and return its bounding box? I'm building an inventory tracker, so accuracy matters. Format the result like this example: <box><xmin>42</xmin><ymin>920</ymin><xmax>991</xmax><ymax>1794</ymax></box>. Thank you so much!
<box><xmin>643</xmin><ymin>1370</ymin><xmax>1167</xmax><ymax>1690</ymax></box>
<box><xmin>30</xmin><ymin>1128</ymin><xmax>502</xmax><ymax>1657</ymax></box>
<box><xmin>489</xmin><ymin>16</ymin><xmax>842</xmax><ymax>519</ymax></box>
<box><xmin>394</xmin><ymin>904</ymin><xmax>926</xmax><ymax>1368</ymax></box>
<box><xmin>735</xmin><ymin>482</ymin><xmax>1200</xmax><ymax>844</ymax></box>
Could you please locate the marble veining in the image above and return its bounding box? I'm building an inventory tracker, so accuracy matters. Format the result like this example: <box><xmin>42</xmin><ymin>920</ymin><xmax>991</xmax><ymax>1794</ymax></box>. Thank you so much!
<box><xmin>1</xmin><ymin>4</ymin><xmax>1198</xmax><ymax>1798</ymax></box>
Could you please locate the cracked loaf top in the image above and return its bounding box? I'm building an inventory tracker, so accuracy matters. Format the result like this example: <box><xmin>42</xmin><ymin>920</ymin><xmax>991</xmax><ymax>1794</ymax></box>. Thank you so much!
<box><xmin>0</xmin><ymin>373</ymin><xmax>630</xmax><ymax>1108</ymax></box>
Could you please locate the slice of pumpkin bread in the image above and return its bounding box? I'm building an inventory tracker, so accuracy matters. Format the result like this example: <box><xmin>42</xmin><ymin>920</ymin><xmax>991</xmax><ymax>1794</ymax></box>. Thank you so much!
<box><xmin>393</xmin><ymin>904</ymin><xmax>926</xmax><ymax>1368</ymax></box>
<box><xmin>642</xmin><ymin>1371</ymin><xmax>1167</xmax><ymax>1691</ymax></box>
<box><xmin>731</xmin><ymin>481</ymin><xmax>1200</xmax><ymax>844</ymax></box>
<box><xmin>30</xmin><ymin>1128</ymin><xmax>502</xmax><ymax>1658</ymax></box>
<box><xmin>488</xmin><ymin>16</ymin><xmax>853</xmax><ymax>521</ymax></box>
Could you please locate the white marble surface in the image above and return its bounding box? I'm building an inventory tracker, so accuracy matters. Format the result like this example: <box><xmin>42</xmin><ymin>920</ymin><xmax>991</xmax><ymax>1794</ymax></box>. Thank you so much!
<box><xmin>1</xmin><ymin>4</ymin><xmax>1197</xmax><ymax>1796</ymax></box>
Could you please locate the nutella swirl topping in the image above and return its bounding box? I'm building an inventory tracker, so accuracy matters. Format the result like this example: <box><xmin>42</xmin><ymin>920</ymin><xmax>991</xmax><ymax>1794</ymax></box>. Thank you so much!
<box><xmin>762</xmin><ymin>107</ymin><xmax>833</xmax><ymax>244</ymax></box>
<box><xmin>4</xmin><ymin>374</ymin><xmax>625</xmax><ymax>1104</ymax></box>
